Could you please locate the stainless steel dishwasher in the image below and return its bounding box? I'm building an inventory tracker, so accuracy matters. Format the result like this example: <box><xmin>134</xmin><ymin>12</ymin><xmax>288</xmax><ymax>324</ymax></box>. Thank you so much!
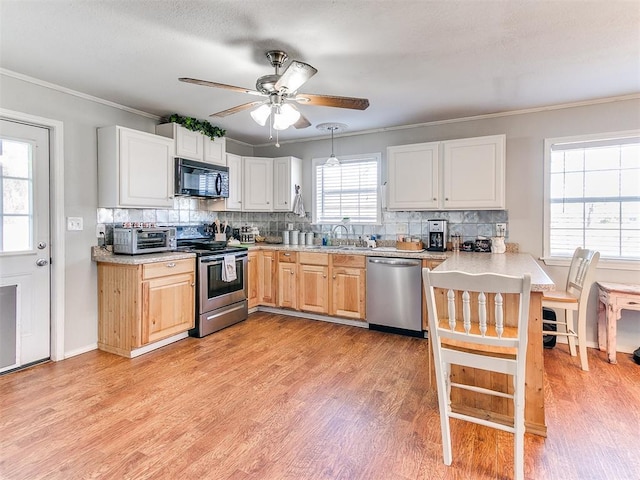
<box><xmin>366</xmin><ymin>256</ymin><xmax>423</xmax><ymax>336</ymax></box>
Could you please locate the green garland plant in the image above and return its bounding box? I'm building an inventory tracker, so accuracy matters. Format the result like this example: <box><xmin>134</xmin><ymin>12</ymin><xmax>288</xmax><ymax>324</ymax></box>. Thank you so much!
<box><xmin>167</xmin><ymin>114</ymin><xmax>226</xmax><ymax>139</ymax></box>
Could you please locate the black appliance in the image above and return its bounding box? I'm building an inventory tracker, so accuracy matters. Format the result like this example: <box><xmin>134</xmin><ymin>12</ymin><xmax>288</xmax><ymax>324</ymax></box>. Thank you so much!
<box><xmin>175</xmin><ymin>158</ymin><xmax>229</xmax><ymax>199</ymax></box>
<box><xmin>176</xmin><ymin>225</ymin><xmax>248</xmax><ymax>337</ymax></box>
<box><xmin>427</xmin><ymin>219</ymin><xmax>447</xmax><ymax>252</ymax></box>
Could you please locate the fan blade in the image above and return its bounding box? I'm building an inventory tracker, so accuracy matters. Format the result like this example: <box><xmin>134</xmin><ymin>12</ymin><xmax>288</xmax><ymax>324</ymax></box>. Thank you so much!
<box><xmin>293</xmin><ymin>113</ymin><xmax>311</xmax><ymax>129</ymax></box>
<box><xmin>274</xmin><ymin>61</ymin><xmax>318</xmax><ymax>93</ymax></box>
<box><xmin>211</xmin><ymin>101</ymin><xmax>265</xmax><ymax>117</ymax></box>
<box><xmin>179</xmin><ymin>77</ymin><xmax>264</xmax><ymax>97</ymax></box>
<box><xmin>295</xmin><ymin>93</ymin><xmax>369</xmax><ymax>110</ymax></box>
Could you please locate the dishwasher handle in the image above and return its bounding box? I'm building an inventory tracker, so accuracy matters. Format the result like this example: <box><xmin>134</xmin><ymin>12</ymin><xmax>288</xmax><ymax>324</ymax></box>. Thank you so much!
<box><xmin>368</xmin><ymin>258</ymin><xmax>422</xmax><ymax>267</ymax></box>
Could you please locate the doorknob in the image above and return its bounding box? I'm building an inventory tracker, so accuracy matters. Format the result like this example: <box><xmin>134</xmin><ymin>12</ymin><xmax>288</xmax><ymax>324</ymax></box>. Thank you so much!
<box><xmin>36</xmin><ymin>258</ymin><xmax>48</xmax><ymax>267</ymax></box>
<box><xmin>37</xmin><ymin>241</ymin><xmax>47</xmax><ymax>249</ymax></box>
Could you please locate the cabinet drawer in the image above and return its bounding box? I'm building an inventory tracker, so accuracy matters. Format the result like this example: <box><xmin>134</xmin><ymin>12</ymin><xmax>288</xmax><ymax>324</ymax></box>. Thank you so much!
<box><xmin>143</xmin><ymin>258</ymin><xmax>194</xmax><ymax>280</ymax></box>
<box><xmin>278</xmin><ymin>251</ymin><xmax>298</xmax><ymax>263</ymax></box>
<box><xmin>331</xmin><ymin>254</ymin><xmax>365</xmax><ymax>268</ymax></box>
<box><xmin>615</xmin><ymin>296</ymin><xmax>640</xmax><ymax>309</ymax></box>
<box><xmin>298</xmin><ymin>252</ymin><xmax>329</xmax><ymax>266</ymax></box>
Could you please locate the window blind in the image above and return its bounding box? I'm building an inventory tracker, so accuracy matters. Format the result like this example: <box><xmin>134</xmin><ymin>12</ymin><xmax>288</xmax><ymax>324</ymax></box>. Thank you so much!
<box><xmin>315</xmin><ymin>156</ymin><xmax>379</xmax><ymax>224</ymax></box>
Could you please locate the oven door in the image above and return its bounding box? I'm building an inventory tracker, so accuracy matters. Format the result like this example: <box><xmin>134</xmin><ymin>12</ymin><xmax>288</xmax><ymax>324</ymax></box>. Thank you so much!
<box><xmin>199</xmin><ymin>253</ymin><xmax>247</xmax><ymax>313</ymax></box>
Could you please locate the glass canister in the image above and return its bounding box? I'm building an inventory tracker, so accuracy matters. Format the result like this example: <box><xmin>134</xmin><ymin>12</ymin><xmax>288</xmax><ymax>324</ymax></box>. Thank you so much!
<box><xmin>282</xmin><ymin>230</ymin><xmax>290</xmax><ymax>245</ymax></box>
<box><xmin>290</xmin><ymin>230</ymin><xmax>299</xmax><ymax>245</ymax></box>
<box><xmin>298</xmin><ymin>232</ymin><xmax>306</xmax><ymax>245</ymax></box>
<box><xmin>306</xmin><ymin>232</ymin><xmax>314</xmax><ymax>246</ymax></box>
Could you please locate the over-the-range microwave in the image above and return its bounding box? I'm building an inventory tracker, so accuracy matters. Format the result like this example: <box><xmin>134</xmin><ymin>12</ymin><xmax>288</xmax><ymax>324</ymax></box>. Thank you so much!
<box><xmin>175</xmin><ymin>158</ymin><xmax>229</xmax><ymax>199</ymax></box>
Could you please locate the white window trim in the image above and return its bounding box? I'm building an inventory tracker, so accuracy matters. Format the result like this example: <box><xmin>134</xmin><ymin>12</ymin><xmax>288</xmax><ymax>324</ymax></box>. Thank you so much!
<box><xmin>542</xmin><ymin>129</ymin><xmax>640</xmax><ymax>270</ymax></box>
<box><xmin>311</xmin><ymin>152</ymin><xmax>382</xmax><ymax>225</ymax></box>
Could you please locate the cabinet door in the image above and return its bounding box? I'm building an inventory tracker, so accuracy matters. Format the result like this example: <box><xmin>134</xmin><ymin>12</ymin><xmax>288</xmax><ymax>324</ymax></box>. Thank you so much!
<box><xmin>141</xmin><ymin>271</ymin><xmax>195</xmax><ymax>345</ymax></box>
<box><xmin>203</xmin><ymin>137</ymin><xmax>226</xmax><ymax>166</ymax></box>
<box><xmin>331</xmin><ymin>267</ymin><xmax>366</xmax><ymax>320</ymax></box>
<box><xmin>175</xmin><ymin>125</ymin><xmax>203</xmax><ymax>161</ymax></box>
<box><xmin>298</xmin><ymin>264</ymin><xmax>329</xmax><ymax>314</ymax></box>
<box><xmin>442</xmin><ymin>134</ymin><xmax>505</xmax><ymax>209</ymax></box>
<box><xmin>247</xmin><ymin>251</ymin><xmax>259</xmax><ymax>308</ymax></box>
<box><xmin>273</xmin><ymin>156</ymin><xmax>301</xmax><ymax>211</ymax></box>
<box><xmin>243</xmin><ymin>157</ymin><xmax>273</xmax><ymax>211</ymax></box>
<box><xmin>277</xmin><ymin>263</ymin><xmax>297</xmax><ymax>309</ymax></box>
<box><xmin>387</xmin><ymin>142</ymin><xmax>439</xmax><ymax>210</ymax></box>
<box><xmin>226</xmin><ymin>153</ymin><xmax>243</xmax><ymax>211</ymax></box>
<box><xmin>119</xmin><ymin>128</ymin><xmax>174</xmax><ymax>208</ymax></box>
<box><xmin>259</xmin><ymin>251</ymin><xmax>277</xmax><ymax>307</ymax></box>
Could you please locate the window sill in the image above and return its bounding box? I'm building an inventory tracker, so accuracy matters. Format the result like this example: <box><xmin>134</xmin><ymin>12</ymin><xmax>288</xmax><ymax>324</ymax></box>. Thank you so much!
<box><xmin>541</xmin><ymin>256</ymin><xmax>640</xmax><ymax>271</ymax></box>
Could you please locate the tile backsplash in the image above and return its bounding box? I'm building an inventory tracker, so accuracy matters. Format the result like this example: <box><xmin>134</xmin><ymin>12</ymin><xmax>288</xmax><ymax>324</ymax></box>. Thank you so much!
<box><xmin>98</xmin><ymin>199</ymin><xmax>508</xmax><ymax>244</ymax></box>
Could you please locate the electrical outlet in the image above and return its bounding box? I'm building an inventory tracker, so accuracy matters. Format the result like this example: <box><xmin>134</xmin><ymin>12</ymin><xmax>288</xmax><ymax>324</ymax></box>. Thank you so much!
<box><xmin>496</xmin><ymin>223</ymin><xmax>507</xmax><ymax>235</ymax></box>
<box><xmin>66</xmin><ymin>217</ymin><xmax>83</xmax><ymax>231</ymax></box>
<box><xmin>96</xmin><ymin>224</ymin><xmax>106</xmax><ymax>237</ymax></box>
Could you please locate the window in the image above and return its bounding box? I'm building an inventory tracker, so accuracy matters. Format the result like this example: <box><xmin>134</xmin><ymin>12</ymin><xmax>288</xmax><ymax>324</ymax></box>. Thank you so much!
<box><xmin>544</xmin><ymin>131</ymin><xmax>640</xmax><ymax>262</ymax></box>
<box><xmin>0</xmin><ymin>138</ymin><xmax>34</xmax><ymax>252</ymax></box>
<box><xmin>313</xmin><ymin>153</ymin><xmax>381</xmax><ymax>224</ymax></box>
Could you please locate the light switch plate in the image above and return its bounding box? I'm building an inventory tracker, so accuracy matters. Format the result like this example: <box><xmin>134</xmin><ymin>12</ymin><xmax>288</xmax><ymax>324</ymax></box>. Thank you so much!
<box><xmin>67</xmin><ymin>216</ymin><xmax>83</xmax><ymax>231</ymax></box>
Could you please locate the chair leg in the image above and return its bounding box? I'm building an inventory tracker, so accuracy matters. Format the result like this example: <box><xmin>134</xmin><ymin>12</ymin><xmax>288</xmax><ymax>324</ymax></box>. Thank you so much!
<box><xmin>565</xmin><ymin>309</ymin><xmax>577</xmax><ymax>357</ymax></box>
<box><xmin>436</xmin><ymin>361</ymin><xmax>453</xmax><ymax>466</ymax></box>
<box><xmin>577</xmin><ymin>309</ymin><xmax>589</xmax><ymax>371</ymax></box>
<box><xmin>513</xmin><ymin>377</ymin><xmax>525</xmax><ymax>480</ymax></box>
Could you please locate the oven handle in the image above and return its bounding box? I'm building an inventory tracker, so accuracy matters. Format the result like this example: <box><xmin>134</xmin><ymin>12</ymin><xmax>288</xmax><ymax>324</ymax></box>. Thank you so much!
<box><xmin>200</xmin><ymin>259</ymin><xmax>223</xmax><ymax>265</ymax></box>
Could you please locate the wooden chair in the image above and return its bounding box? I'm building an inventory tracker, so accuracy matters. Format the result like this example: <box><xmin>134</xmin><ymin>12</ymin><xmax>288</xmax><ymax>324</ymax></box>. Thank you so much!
<box><xmin>423</xmin><ymin>268</ymin><xmax>532</xmax><ymax>480</ymax></box>
<box><xmin>542</xmin><ymin>247</ymin><xmax>600</xmax><ymax>371</ymax></box>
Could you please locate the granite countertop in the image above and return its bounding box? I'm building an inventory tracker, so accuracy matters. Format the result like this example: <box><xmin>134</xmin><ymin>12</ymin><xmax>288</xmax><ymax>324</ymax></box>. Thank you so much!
<box><xmin>433</xmin><ymin>252</ymin><xmax>555</xmax><ymax>292</ymax></box>
<box><xmin>91</xmin><ymin>246</ymin><xmax>196</xmax><ymax>265</ymax></box>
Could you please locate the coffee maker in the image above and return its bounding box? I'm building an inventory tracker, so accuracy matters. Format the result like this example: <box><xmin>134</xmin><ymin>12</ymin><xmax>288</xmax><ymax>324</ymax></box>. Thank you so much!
<box><xmin>427</xmin><ymin>219</ymin><xmax>448</xmax><ymax>251</ymax></box>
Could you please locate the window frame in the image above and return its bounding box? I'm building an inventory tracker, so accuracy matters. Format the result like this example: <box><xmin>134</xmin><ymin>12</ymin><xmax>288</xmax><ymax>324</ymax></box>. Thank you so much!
<box><xmin>542</xmin><ymin>129</ymin><xmax>640</xmax><ymax>270</ymax></box>
<box><xmin>311</xmin><ymin>152</ymin><xmax>382</xmax><ymax>225</ymax></box>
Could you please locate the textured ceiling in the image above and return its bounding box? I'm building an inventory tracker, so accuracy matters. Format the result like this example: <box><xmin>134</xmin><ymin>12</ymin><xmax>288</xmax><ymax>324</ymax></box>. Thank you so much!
<box><xmin>1</xmin><ymin>0</ymin><xmax>639</xmax><ymax>145</ymax></box>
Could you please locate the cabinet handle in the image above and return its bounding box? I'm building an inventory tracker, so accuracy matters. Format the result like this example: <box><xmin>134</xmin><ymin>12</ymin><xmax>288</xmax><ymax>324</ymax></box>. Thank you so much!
<box><xmin>285</xmin><ymin>201</ymin><xmax>287</xmax><ymax>204</ymax></box>
<box><xmin>191</xmin><ymin>283</ymin><xmax>195</xmax><ymax>287</ymax></box>
<box><xmin>284</xmin><ymin>253</ymin><xmax>290</xmax><ymax>256</ymax></box>
<box><xmin>323</xmin><ymin>275</ymin><xmax>327</xmax><ymax>278</ymax></box>
<box><xmin>433</xmin><ymin>197</ymin><xmax>437</xmax><ymax>201</ymax></box>
<box><xmin>267</xmin><ymin>201</ymin><xmax>270</xmax><ymax>204</ymax></box>
<box><xmin>333</xmin><ymin>275</ymin><xmax>336</xmax><ymax>279</ymax></box>
<box><xmin>445</xmin><ymin>197</ymin><xmax>449</xmax><ymax>201</ymax></box>
<box><xmin>290</xmin><ymin>271</ymin><xmax>294</xmax><ymax>275</ymax></box>
<box><xmin>166</xmin><ymin>262</ymin><xmax>176</xmax><ymax>268</ymax></box>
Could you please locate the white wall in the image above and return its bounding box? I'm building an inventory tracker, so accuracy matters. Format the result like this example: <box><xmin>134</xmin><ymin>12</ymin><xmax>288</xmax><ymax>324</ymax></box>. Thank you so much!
<box><xmin>255</xmin><ymin>98</ymin><xmax>640</xmax><ymax>354</ymax></box>
<box><xmin>1</xmin><ymin>71</ymin><xmax>638</xmax><ymax>357</ymax></box>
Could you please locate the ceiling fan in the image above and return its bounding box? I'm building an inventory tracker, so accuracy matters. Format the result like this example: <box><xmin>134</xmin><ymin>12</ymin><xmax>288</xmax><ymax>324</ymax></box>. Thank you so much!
<box><xmin>179</xmin><ymin>50</ymin><xmax>370</xmax><ymax>131</ymax></box>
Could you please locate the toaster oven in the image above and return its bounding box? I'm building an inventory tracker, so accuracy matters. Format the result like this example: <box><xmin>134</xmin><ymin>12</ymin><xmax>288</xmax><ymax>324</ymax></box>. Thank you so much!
<box><xmin>113</xmin><ymin>227</ymin><xmax>177</xmax><ymax>255</ymax></box>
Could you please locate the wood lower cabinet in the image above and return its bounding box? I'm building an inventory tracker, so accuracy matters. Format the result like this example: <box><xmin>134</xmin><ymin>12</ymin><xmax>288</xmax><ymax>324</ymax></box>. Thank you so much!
<box><xmin>98</xmin><ymin>258</ymin><xmax>195</xmax><ymax>357</ymax></box>
<box><xmin>247</xmin><ymin>251</ymin><xmax>259</xmax><ymax>308</ymax></box>
<box><xmin>259</xmin><ymin>250</ymin><xmax>277</xmax><ymax>307</ymax></box>
<box><xmin>298</xmin><ymin>253</ymin><xmax>330</xmax><ymax>314</ymax></box>
<box><xmin>330</xmin><ymin>255</ymin><xmax>366</xmax><ymax>320</ymax></box>
<box><xmin>277</xmin><ymin>252</ymin><xmax>297</xmax><ymax>309</ymax></box>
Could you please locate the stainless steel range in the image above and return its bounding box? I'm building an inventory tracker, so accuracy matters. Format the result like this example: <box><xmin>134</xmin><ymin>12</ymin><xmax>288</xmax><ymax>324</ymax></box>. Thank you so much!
<box><xmin>176</xmin><ymin>225</ymin><xmax>248</xmax><ymax>337</ymax></box>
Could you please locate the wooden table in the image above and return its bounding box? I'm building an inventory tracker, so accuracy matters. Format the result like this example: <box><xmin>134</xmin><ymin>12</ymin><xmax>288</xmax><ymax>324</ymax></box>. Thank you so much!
<box><xmin>597</xmin><ymin>281</ymin><xmax>640</xmax><ymax>364</ymax></box>
<box><xmin>433</xmin><ymin>252</ymin><xmax>555</xmax><ymax>437</ymax></box>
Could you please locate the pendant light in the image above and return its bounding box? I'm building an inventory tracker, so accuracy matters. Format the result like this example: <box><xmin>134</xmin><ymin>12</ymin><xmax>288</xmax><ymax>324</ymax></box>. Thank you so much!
<box><xmin>317</xmin><ymin>123</ymin><xmax>347</xmax><ymax>167</ymax></box>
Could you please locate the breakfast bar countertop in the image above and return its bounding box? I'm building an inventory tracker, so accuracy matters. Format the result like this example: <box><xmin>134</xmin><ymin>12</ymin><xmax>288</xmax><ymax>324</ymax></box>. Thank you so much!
<box><xmin>433</xmin><ymin>252</ymin><xmax>555</xmax><ymax>291</ymax></box>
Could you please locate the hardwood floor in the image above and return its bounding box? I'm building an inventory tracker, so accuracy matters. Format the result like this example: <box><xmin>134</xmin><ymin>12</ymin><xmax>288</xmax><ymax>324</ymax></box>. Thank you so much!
<box><xmin>1</xmin><ymin>312</ymin><xmax>638</xmax><ymax>480</ymax></box>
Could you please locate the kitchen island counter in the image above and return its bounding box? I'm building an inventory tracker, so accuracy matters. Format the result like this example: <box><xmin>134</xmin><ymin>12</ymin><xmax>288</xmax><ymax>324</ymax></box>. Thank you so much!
<box><xmin>431</xmin><ymin>251</ymin><xmax>554</xmax><ymax>437</ymax></box>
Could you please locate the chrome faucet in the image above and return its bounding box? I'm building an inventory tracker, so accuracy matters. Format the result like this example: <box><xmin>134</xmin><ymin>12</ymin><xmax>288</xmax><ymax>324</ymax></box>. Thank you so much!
<box><xmin>331</xmin><ymin>224</ymin><xmax>349</xmax><ymax>244</ymax></box>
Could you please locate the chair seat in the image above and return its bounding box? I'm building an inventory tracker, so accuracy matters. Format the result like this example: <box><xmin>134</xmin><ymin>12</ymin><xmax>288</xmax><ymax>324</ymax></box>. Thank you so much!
<box><xmin>438</xmin><ymin>318</ymin><xmax>518</xmax><ymax>358</ymax></box>
<box><xmin>542</xmin><ymin>290</ymin><xmax>579</xmax><ymax>304</ymax></box>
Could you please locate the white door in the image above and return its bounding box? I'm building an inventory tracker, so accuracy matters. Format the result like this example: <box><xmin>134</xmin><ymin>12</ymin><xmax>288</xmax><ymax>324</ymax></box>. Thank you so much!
<box><xmin>0</xmin><ymin>119</ymin><xmax>51</xmax><ymax>372</ymax></box>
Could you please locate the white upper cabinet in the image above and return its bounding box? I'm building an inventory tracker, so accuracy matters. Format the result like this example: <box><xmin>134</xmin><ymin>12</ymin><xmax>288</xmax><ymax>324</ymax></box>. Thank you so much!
<box><xmin>273</xmin><ymin>156</ymin><xmax>302</xmax><ymax>211</ymax></box>
<box><xmin>442</xmin><ymin>134</ymin><xmax>505</xmax><ymax>209</ymax></box>
<box><xmin>243</xmin><ymin>157</ymin><xmax>273</xmax><ymax>211</ymax></box>
<box><xmin>155</xmin><ymin>123</ymin><xmax>226</xmax><ymax>165</ymax></box>
<box><xmin>98</xmin><ymin>126</ymin><xmax>174</xmax><ymax>208</ymax></box>
<box><xmin>387</xmin><ymin>142</ymin><xmax>440</xmax><ymax>210</ymax></box>
<box><xmin>386</xmin><ymin>134</ymin><xmax>506</xmax><ymax>210</ymax></box>
<box><xmin>226</xmin><ymin>153</ymin><xmax>243</xmax><ymax>211</ymax></box>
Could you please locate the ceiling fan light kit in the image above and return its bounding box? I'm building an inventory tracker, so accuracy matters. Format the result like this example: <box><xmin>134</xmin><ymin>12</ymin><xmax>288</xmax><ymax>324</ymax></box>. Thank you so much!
<box><xmin>179</xmin><ymin>50</ymin><xmax>369</xmax><ymax>145</ymax></box>
<box><xmin>317</xmin><ymin>123</ymin><xmax>347</xmax><ymax>167</ymax></box>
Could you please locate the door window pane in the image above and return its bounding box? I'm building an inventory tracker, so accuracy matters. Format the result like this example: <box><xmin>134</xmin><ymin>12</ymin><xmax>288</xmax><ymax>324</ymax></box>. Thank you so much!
<box><xmin>0</xmin><ymin>139</ymin><xmax>34</xmax><ymax>252</ymax></box>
